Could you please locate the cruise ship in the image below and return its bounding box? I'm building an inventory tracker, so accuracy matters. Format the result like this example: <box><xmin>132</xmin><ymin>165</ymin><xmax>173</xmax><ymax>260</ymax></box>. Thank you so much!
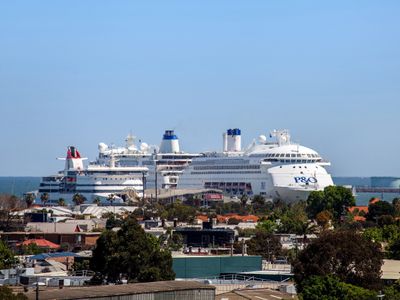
<box><xmin>38</xmin><ymin>146</ymin><xmax>148</xmax><ymax>203</ymax></box>
<box><xmin>95</xmin><ymin>130</ymin><xmax>201</xmax><ymax>190</ymax></box>
<box><xmin>177</xmin><ymin>129</ymin><xmax>334</xmax><ymax>202</ymax></box>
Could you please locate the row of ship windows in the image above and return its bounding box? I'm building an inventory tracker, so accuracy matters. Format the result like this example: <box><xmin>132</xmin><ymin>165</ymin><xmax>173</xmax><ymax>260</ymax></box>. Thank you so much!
<box><xmin>265</xmin><ymin>159</ymin><xmax>320</xmax><ymax>163</ymax></box>
<box><xmin>190</xmin><ymin>171</ymin><xmax>262</xmax><ymax>175</ymax></box>
<box><xmin>266</xmin><ymin>153</ymin><xmax>320</xmax><ymax>158</ymax></box>
<box><xmin>193</xmin><ymin>165</ymin><xmax>260</xmax><ymax>171</ymax></box>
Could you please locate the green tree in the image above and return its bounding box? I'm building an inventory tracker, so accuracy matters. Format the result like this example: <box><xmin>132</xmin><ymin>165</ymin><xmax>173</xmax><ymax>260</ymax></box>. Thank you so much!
<box><xmin>72</xmin><ymin>193</ymin><xmax>86</xmax><ymax>206</ymax></box>
<box><xmin>392</xmin><ymin>198</ymin><xmax>400</xmax><ymax>216</ymax></box>
<box><xmin>93</xmin><ymin>197</ymin><xmax>101</xmax><ymax>205</ymax></box>
<box><xmin>277</xmin><ymin>201</ymin><xmax>309</xmax><ymax>234</ymax></box>
<box><xmin>240</xmin><ymin>194</ymin><xmax>248</xmax><ymax>207</ymax></box>
<box><xmin>299</xmin><ymin>275</ymin><xmax>376</xmax><ymax>300</ymax></box>
<box><xmin>247</xmin><ymin>231</ymin><xmax>282</xmax><ymax>261</ymax></box>
<box><xmin>307</xmin><ymin>186</ymin><xmax>355</xmax><ymax>221</ymax></box>
<box><xmin>40</xmin><ymin>192</ymin><xmax>49</xmax><ymax>205</ymax></box>
<box><xmin>164</xmin><ymin>202</ymin><xmax>197</xmax><ymax>223</ymax></box>
<box><xmin>105</xmin><ymin>214</ymin><xmax>123</xmax><ymax>230</ymax></box>
<box><xmin>256</xmin><ymin>219</ymin><xmax>277</xmax><ymax>234</ymax></box>
<box><xmin>0</xmin><ymin>240</ymin><xmax>16</xmax><ymax>269</ymax></box>
<box><xmin>90</xmin><ymin>214</ymin><xmax>175</xmax><ymax>283</ymax></box>
<box><xmin>388</xmin><ymin>238</ymin><xmax>400</xmax><ymax>260</ymax></box>
<box><xmin>366</xmin><ymin>201</ymin><xmax>395</xmax><ymax>222</ymax></box>
<box><xmin>24</xmin><ymin>193</ymin><xmax>35</xmax><ymax>208</ymax></box>
<box><xmin>0</xmin><ymin>286</ymin><xmax>28</xmax><ymax>300</ymax></box>
<box><xmin>57</xmin><ymin>198</ymin><xmax>66</xmax><ymax>206</ymax></box>
<box><xmin>383</xmin><ymin>279</ymin><xmax>400</xmax><ymax>300</ymax></box>
<box><xmin>21</xmin><ymin>243</ymin><xmax>42</xmax><ymax>255</ymax></box>
<box><xmin>293</xmin><ymin>230</ymin><xmax>383</xmax><ymax>292</ymax></box>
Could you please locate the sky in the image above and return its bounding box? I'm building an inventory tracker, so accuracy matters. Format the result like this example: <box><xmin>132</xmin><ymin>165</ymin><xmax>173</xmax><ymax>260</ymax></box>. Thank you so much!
<box><xmin>0</xmin><ymin>1</ymin><xmax>399</xmax><ymax>177</ymax></box>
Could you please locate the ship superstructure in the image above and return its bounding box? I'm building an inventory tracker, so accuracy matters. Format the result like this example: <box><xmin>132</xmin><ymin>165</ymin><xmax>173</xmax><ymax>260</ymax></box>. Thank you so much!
<box><xmin>177</xmin><ymin>129</ymin><xmax>334</xmax><ymax>202</ymax></box>
<box><xmin>38</xmin><ymin>146</ymin><xmax>148</xmax><ymax>203</ymax></box>
<box><xmin>95</xmin><ymin>130</ymin><xmax>201</xmax><ymax>190</ymax></box>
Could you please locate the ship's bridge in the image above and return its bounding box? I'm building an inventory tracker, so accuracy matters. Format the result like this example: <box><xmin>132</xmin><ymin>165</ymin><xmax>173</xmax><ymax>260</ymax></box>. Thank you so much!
<box><xmin>248</xmin><ymin>144</ymin><xmax>326</xmax><ymax>163</ymax></box>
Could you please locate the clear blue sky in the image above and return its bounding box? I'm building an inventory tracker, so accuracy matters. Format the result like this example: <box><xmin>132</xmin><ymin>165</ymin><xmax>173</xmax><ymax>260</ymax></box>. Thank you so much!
<box><xmin>0</xmin><ymin>1</ymin><xmax>399</xmax><ymax>177</ymax></box>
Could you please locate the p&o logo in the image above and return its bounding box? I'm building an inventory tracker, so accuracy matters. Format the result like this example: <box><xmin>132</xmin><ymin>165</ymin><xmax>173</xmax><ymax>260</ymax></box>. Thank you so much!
<box><xmin>294</xmin><ymin>177</ymin><xmax>318</xmax><ymax>184</ymax></box>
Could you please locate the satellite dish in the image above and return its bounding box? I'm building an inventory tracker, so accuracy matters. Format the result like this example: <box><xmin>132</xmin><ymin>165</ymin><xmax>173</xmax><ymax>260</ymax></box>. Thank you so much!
<box><xmin>258</xmin><ymin>135</ymin><xmax>267</xmax><ymax>144</ymax></box>
<box><xmin>140</xmin><ymin>142</ymin><xmax>149</xmax><ymax>152</ymax></box>
<box><xmin>98</xmin><ymin>143</ymin><xmax>108</xmax><ymax>153</ymax></box>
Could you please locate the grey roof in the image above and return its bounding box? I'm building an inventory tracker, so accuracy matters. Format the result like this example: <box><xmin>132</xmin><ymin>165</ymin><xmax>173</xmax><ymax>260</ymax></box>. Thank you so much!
<box><xmin>26</xmin><ymin>280</ymin><xmax>215</xmax><ymax>300</ymax></box>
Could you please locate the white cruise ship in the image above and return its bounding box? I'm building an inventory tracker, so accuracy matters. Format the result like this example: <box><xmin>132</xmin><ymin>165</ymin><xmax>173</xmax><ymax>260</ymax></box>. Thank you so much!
<box><xmin>95</xmin><ymin>130</ymin><xmax>201</xmax><ymax>190</ymax></box>
<box><xmin>177</xmin><ymin>129</ymin><xmax>334</xmax><ymax>202</ymax></box>
<box><xmin>38</xmin><ymin>146</ymin><xmax>148</xmax><ymax>203</ymax></box>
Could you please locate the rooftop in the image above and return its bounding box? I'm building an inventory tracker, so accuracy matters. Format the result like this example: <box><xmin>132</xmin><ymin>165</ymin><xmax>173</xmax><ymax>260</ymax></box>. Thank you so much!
<box><xmin>25</xmin><ymin>281</ymin><xmax>214</xmax><ymax>300</ymax></box>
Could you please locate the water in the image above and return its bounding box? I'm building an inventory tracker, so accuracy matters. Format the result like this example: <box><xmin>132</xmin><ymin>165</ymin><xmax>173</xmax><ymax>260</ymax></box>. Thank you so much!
<box><xmin>0</xmin><ymin>177</ymin><xmax>41</xmax><ymax>197</ymax></box>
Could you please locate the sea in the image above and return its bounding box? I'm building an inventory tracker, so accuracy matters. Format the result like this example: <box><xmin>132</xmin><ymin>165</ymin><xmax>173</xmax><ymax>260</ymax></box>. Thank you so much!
<box><xmin>0</xmin><ymin>176</ymin><xmax>398</xmax><ymax>206</ymax></box>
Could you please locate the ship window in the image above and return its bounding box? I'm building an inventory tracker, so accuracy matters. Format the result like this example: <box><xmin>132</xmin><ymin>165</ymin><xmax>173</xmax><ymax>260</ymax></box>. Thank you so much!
<box><xmin>307</xmin><ymin>154</ymin><xmax>311</xmax><ymax>158</ymax></box>
<box><xmin>280</xmin><ymin>154</ymin><xmax>285</xmax><ymax>157</ymax></box>
<box><xmin>285</xmin><ymin>160</ymin><xmax>290</xmax><ymax>163</ymax></box>
<box><xmin>296</xmin><ymin>154</ymin><xmax>301</xmax><ymax>157</ymax></box>
<box><xmin>291</xmin><ymin>154</ymin><xmax>296</xmax><ymax>157</ymax></box>
<box><xmin>285</xmin><ymin>154</ymin><xmax>290</xmax><ymax>157</ymax></box>
<box><xmin>293</xmin><ymin>166</ymin><xmax>295</xmax><ymax>168</ymax></box>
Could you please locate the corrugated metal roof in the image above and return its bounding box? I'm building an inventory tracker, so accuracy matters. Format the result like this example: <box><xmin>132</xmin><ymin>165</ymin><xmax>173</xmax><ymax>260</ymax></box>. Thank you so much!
<box><xmin>26</xmin><ymin>281</ymin><xmax>215</xmax><ymax>300</ymax></box>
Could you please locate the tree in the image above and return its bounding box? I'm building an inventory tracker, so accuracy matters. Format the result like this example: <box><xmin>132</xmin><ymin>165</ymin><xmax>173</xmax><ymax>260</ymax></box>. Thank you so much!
<box><xmin>227</xmin><ymin>218</ymin><xmax>240</xmax><ymax>225</ymax></box>
<box><xmin>107</xmin><ymin>194</ymin><xmax>116</xmax><ymax>206</ymax></box>
<box><xmin>315</xmin><ymin>210</ymin><xmax>333</xmax><ymax>229</ymax></box>
<box><xmin>251</xmin><ymin>195</ymin><xmax>265</xmax><ymax>207</ymax></box>
<box><xmin>388</xmin><ymin>238</ymin><xmax>400</xmax><ymax>260</ymax></box>
<box><xmin>40</xmin><ymin>192</ymin><xmax>49</xmax><ymax>205</ymax></box>
<box><xmin>240</xmin><ymin>194</ymin><xmax>248</xmax><ymax>207</ymax></box>
<box><xmin>0</xmin><ymin>286</ymin><xmax>27</xmax><ymax>300</ymax></box>
<box><xmin>24</xmin><ymin>193</ymin><xmax>35</xmax><ymax>208</ymax></box>
<box><xmin>299</xmin><ymin>275</ymin><xmax>376</xmax><ymax>300</ymax></box>
<box><xmin>307</xmin><ymin>186</ymin><xmax>355</xmax><ymax>221</ymax></box>
<box><xmin>277</xmin><ymin>201</ymin><xmax>309</xmax><ymax>234</ymax></box>
<box><xmin>0</xmin><ymin>194</ymin><xmax>25</xmax><ymax>231</ymax></box>
<box><xmin>93</xmin><ymin>197</ymin><xmax>101</xmax><ymax>205</ymax></box>
<box><xmin>247</xmin><ymin>231</ymin><xmax>282</xmax><ymax>261</ymax></box>
<box><xmin>392</xmin><ymin>198</ymin><xmax>400</xmax><ymax>216</ymax></box>
<box><xmin>57</xmin><ymin>198</ymin><xmax>66</xmax><ymax>206</ymax></box>
<box><xmin>90</xmin><ymin>214</ymin><xmax>175</xmax><ymax>283</ymax></box>
<box><xmin>366</xmin><ymin>201</ymin><xmax>395</xmax><ymax>222</ymax></box>
<box><xmin>0</xmin><ymin>240</ymin><xmax>16</xmax><ymax>269</ymax></box>
<box><xmin>21</xmin><ymin>243</ymin><xmax>42</xmax><ymax>255</ymax></box>
<box><xmin>256</xmin><ymin>219</ymin><xmax>278</xmax><ymax>234</ymax></box>
<box><xmin>293</xmin><ymin>230</ymin><xmax>383</xmax><ymax>292</ymax></box>
<box><xmin>72</xmin><ymin>193</ymin><xmax>86</xmax><ymax>206</ymax></box>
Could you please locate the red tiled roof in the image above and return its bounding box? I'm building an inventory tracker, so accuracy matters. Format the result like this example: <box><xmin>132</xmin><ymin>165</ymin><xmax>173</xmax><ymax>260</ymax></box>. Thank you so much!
<box><xmin>17</xmin><ymin>238</ymin><xmax>60</xmax><ymax>249</ymax></box>
<box><xmin>196</xmin><ymin>215</ymin><xmax>209</xmax><ymax>222</ymax></box>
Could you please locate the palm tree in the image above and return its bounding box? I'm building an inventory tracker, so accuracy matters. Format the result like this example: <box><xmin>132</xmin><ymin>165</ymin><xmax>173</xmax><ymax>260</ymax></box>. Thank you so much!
<box><xmin>72</xmin><ymin>193</ymin><xmax>86</xmax><ymax>206</ymax></box>
<box><xmin>24</xmin><ymin>193</ymin><xmax>35</xmax><ymax>208</ymax></box>
<box><xmin>298</xmin><ymin>221</ymin><xmax>318</xmax><ymax>247</ymax></box>
<box><xmin>107</xmin><ymin>194</ymin><xmax>116</xmax><ymax>206</ymax></box>
<box><xmin>57</xmin><ymin>198</ymin><xmax>66</xmax><ymax>206</ymax></box>
<box><xmin>93</xmin><ymin>197</ymin><xmax>101</xmax><ymax>206</ymax></box>
<box><xmin>40</xmin><ymin>192</ymin><xmax>49</xmax><ymax>206</ymax></box>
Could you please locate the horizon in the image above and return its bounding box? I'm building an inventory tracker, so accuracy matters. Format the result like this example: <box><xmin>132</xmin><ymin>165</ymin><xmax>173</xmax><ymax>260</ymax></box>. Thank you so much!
<box><xmin>1</xmin><ymin>1</ymin><xmax>399</xmax><ymax>177</ymax></box>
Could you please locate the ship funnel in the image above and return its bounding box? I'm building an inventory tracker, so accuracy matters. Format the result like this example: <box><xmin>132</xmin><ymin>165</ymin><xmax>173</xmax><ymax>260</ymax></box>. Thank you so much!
<box><xmin>159</xmin><ymin>130</ymin><xmax>180</xmax><ymax>153</ymax></box>
<box><xmin>65</xmin><ymin>146</ymin><xmax>84</xmax><ymax>171</ymax></box>
<box><xmin>224</xmin><ymin>128</ymin><xmax>242</xmax><ymax>152</ymax></box>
